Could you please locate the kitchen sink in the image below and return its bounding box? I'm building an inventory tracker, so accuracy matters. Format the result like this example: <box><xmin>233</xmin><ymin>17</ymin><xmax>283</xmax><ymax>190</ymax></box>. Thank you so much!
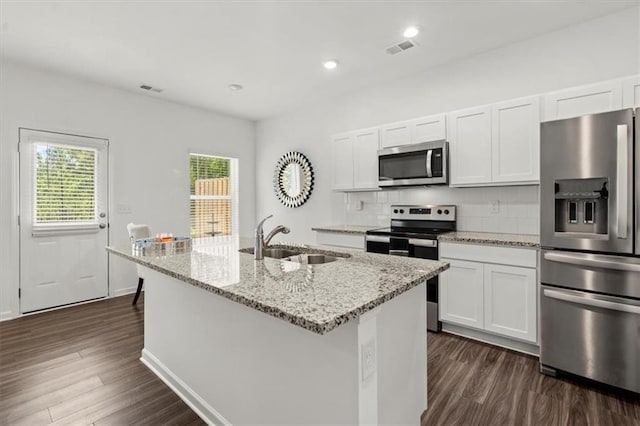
<box><xmin>284</xmin><ymin>254</ymin><xmax>338</xmax><ymax>265</ymax></box>
<box><xmin>239</xmin><ymin>247</ymin><xmax>304</xmax><ymax>259</ymax></box>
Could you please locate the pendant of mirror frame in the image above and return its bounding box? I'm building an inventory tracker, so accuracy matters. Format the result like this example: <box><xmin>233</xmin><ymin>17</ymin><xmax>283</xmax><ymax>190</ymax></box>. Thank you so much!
<box><xmin>273</xmin><ymin>151</ymin><xmax>314</xmax><ymax>208</ymax></box>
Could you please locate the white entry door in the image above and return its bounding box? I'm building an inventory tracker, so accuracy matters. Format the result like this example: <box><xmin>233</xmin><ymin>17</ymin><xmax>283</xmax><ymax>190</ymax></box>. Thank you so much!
<box><xmin>19</xmin><ymin>129</ymin><xmax>109</xmax><ymax>313</ymax></box>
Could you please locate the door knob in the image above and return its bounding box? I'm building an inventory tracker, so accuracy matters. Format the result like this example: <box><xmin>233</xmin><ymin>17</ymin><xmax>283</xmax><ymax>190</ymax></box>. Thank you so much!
<box><xmin>99</xmin><ymin>223</ymin><xmax>107</xmax><ymax>229</ymax></box>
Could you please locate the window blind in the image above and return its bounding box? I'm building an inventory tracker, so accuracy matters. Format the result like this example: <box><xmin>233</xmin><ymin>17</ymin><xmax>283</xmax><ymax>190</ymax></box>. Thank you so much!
<box><xmin>189</xmin><ymin>154</ymin><xmax>233</xmax><ymax>238</ymax></box>
<box><xmin>33</xmin><ymin>143</ymin><xmax>98</xmax><ymax>225</ymax></box>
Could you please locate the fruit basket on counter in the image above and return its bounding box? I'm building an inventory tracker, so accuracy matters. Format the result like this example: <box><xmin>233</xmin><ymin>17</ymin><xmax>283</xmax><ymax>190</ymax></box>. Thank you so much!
<box><xmin>132</xmin><ymin>235</ymin><xmax>192</xmax><ymax>256</ymax></box>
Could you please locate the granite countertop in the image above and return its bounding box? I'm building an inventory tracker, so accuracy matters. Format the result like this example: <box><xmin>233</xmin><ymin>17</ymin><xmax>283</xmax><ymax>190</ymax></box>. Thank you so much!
<box><xmin>311</xmin><ymin>225</ymin><xmax>382</xmax><ymax>235</ymax></box>
<box><xmin>438</xmin><ymin>231</ymin><xmax>540</xmax><ymax>248</ymax></box>
<box><xmin>107</xmin><ymin>237</ymin><xmax>448</xmax><ymax>335</ymax></box>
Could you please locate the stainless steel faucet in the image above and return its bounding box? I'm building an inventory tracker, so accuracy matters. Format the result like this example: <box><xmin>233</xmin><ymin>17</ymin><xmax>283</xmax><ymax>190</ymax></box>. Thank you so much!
<box><xmin>254</xmin><ymin>215</ymin><xmax>291</xmax><ymax>260</ymax></box>
<box><xmin>255</xmin><ymin>215</ymin><xmax>273</xmax><ymax>260</ymax></box>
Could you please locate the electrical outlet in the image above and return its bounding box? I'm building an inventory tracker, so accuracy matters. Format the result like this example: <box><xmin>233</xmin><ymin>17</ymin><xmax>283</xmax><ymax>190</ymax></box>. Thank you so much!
<box><xmin>361</xmin><ymin>338</ymin><xmax>376</xmax><ymax>382</ymax></box>
<box><xmin>490</xmin><ymin>200</ymin><xmax>500</xmax><ymax>214</ymax></box>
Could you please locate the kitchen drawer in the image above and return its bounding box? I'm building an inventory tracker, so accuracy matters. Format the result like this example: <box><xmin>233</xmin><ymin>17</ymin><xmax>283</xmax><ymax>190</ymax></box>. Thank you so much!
<box><xmin>440</xmin><ymin>242</ymin><xmax>537</xmax><ymax>268</ymax></box>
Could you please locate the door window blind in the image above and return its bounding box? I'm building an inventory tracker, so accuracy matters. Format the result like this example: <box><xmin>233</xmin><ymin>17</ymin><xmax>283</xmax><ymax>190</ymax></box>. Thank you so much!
<box><xmin>32</xmin><ymin>143</ymin><xmax>98</xmax><ymax>225</ymax></box>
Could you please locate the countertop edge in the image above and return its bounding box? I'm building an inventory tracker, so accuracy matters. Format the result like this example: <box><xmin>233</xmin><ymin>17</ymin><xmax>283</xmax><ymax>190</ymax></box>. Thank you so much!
<box><xmin>107</xmin><ymin>247</ymin><xmax>449</xmax><ymax>335</ymax></box>
<box><xmin>311</xmin><ymin>225</ymin><xmax>381</xmax><ymax>236</ymax></box>
<box><xmin>437</xmin><ymin>237</ymin><xmax>540</xmax><ymax>248</ymax></box>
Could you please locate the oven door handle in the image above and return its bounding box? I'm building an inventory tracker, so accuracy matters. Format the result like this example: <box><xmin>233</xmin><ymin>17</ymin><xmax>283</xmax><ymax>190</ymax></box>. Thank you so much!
<box><xmin>544</xmin><ymin>288</ymin><xmax>640</xmax><ymax>315</ymax></box>
<box><xmin>543</xmin><ymin>251</ymin><xmax>640</xmax><ymax>273</ymax></box>
<box><xmin>366</xmin><ymin>235</ymin><xmax>390</xmax><ymax>243</ymax></box>
<box><xmin>408</xmin><ymin>239</ymin><xmax>437</xmax><ymax>248</ymax></box>
<box><xmin>389</xmin><ymin>250</ymin><xmax>409</xmax><ymax>256</ymax></box>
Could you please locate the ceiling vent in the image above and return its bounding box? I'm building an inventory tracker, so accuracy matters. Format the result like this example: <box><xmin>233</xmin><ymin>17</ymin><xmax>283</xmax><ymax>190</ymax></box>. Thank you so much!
<box><xmin>139</xmin><ymin>84</ymin><xmax>163</xmax><ymax>93</ymax></box>
<box><xmin>386</xmin><ymin>39</ymin><xmax>417</xmax><ymax>55</ymax></box>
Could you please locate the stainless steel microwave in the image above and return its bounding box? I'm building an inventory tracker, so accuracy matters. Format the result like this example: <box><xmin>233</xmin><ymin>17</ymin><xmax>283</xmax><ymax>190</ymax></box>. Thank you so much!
<box><xmin>378</xmin><ymin>140</ymin><xmax>449</xmax><ymax>187</ymax></box>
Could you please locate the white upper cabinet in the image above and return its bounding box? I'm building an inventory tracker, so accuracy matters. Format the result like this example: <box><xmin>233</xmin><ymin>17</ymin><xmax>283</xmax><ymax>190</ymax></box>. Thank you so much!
<box><xmin>448</xmin><ymin>106</ymin><xmax>492</xmax><ymax>186</ymax></box>
<box><xmin>381</xmin><ymin>113</ymin><xmax>446</xmax><ymax>148</ymax></box>
<box><xmin>352</xmin><ymin>127</ymin><xmax>380</xmax><ymax>190</ymax></box>
<box><xmin>380</xmin><ymin>121</ymin><xmax>411</xmax><ymax>148</ymax></box>
<box><xmin>331</xmin><ymin>133</ymin><xmax>354</xmax><ymax>190</ymax></box>
<box><xmin>331</xmin><ymin>127</ymin><xmax>380</xmax><ymax>191</ymax></box>
<box><xmin>544</xmin><ymin>80</ymin><xmax>622</xmax><ymax>121</ymax></box>
<box><xmin>491</xmin><ymin>96</ymin><xmax>540</xmax><ymax>184</ymax></box>
<box><xmin>412</xmin><ymin>114</ymin><xmax>447</xmax><ymax>143</ymax></box>
<box><xmin>622</xmin><ymin>75</ymin><xmax>640</xmax><ymax>108</ymax></box>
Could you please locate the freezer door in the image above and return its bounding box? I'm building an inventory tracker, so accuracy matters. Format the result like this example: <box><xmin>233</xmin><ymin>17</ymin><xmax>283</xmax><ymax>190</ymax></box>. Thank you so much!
<box><xmin>540</xmin><ymin>285</ymin><xmax>640</xmax><ymax>393</ymax></box>
<box><xmin>540</xmin><ymin>109</ymin><xmax>634</xmax><ymax>253</ymax></box>
<box><xmin>541</xmin><ymin>249</ymin><xmax>640</xmax><ymax>298</ymax></box>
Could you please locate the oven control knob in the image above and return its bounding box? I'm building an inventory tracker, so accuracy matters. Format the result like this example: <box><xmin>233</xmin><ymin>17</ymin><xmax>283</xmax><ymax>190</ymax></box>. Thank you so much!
<box><xmin>444</xmin><ymin>209</ymin><xmax>450</xmax><ymax>215</ymax></box>
<box><xmin>437</xmin><ymin>209</ymin><xmax>443</xmax><ymax>215</ymax></box>
<box><xmin>399</xmin><ymin>209</ymin><xmax>405</xmax><ymax>214</ymax></box>
<box><xmin>393</xmin><ymin>209</ymin><xmax>398</xmax><ymax>214</ymax></box>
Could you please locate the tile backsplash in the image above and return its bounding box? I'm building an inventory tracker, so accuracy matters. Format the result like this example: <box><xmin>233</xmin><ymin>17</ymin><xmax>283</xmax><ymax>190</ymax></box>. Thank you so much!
<box><xmin>334</xmin><ymin>185</ymin><xmax>540</xmax><ymax>235</ymax></box>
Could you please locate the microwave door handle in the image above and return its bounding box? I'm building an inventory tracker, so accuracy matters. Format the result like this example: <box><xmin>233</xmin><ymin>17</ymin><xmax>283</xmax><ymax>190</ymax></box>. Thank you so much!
<box><xmin>617</xmin><ymin>124</ymin><xmax>628</xmax><ymax>239</ymax></box>
<box><xmin>426</xmin><ymin>150</ymin><xmax>433</xmax><ymax>178</ymax></box>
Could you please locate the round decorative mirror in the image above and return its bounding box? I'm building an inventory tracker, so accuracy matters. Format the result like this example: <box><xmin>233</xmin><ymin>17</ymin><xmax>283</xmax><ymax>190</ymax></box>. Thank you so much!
<box><xmin>273</xmin><ymin>152</ymin><xmax>314</xmax><ymax>208</ymax></box>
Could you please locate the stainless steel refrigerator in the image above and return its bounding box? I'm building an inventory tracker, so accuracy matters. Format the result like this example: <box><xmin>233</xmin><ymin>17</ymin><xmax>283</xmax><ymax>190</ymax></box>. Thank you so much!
<box><xmin>540</xmin><ymin>108</ymin><xmax>640</xmax><ymax>393</ymax></box>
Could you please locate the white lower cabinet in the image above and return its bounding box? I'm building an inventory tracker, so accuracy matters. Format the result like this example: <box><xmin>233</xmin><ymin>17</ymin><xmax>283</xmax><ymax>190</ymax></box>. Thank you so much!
<box><xmin>440</xmin><ymin>242</ymin><xmax>538</xmax><ymax>344</ymax></box>
<box><xmin>483</xmin><ymin>264</ymin><xmax>537</xmax><ymax>342</ymax></box>
<box><xmin>439</xmin><ymin>259</ymin><xmax>484</xmax><ymax>328</ymax></box>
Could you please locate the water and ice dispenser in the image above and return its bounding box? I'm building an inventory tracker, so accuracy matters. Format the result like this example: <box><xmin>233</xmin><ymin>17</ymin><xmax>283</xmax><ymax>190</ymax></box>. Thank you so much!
<box><xmin>554</xmin><ymin>178</ymin><xmax>608</xmax><ymax>234</ymax></box>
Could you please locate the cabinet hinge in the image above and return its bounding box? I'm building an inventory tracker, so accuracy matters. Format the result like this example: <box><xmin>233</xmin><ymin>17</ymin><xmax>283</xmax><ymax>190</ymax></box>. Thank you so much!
<box><xmin>17</xmin><ymin>215</ymin><xmax>20</xmax><ymax>226</ymax></box>
<box><xmin>18</xmin><ymin>288</ymin><xmax>21</xmax><ymax>298</ymax></box>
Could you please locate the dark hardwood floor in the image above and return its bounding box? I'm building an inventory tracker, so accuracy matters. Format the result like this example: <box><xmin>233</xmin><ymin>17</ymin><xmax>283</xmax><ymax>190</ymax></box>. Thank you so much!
<box><xmin>0</xmin><ymin>295</ymin><xmax>205</xmax><ymax>425</ymax></box>
<box><xmin>1</xmin><ymin>294</ymin><xmax>638</xmax><ymax>425</ymax></box>
<box><xmin>422</xmin><ymin>332</ymin><xmax>640</xmax><ymax>426</ymax></box>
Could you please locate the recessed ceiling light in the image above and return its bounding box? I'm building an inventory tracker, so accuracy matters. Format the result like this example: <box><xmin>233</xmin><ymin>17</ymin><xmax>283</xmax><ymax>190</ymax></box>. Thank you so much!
<box><xmin>323</xmin><ymin>60</ymin><xmax>338</xmax><ymax>70</ymax></box>
<box><xmin>228</xmin><ymin>84</ymin><xmax>244</xmax><ymax>91</ymax></box>
<box><xmin>403</xmin><ymin>26</ymin><xmax>420</xmax><ymax>38</ymax></box>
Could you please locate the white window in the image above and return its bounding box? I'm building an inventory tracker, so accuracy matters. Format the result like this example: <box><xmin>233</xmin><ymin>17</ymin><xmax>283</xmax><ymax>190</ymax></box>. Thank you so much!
<box><xmin>189</xmin><ymin>153</ymin><xmax>238</xmax><ymax>238</ymax></box>
<box><xmin>33</xmin><ymin>143</ymin><xmax>98</xmax><ymax>224</ymax></box>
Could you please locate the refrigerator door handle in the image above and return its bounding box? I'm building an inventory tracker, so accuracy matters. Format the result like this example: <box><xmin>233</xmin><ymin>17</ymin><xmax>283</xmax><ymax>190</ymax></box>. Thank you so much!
<box><xmin>543</xmin><ymin>251</ymin><xmax>640</xmax><ymax>273</ymax></box>
<box><xmin>544</xmin><ymin>288</ymin><xmax>640</xmax><ymax>315</ymax></box>
<box><xmin>616</xmin><ymin>124</ymin><xmax>628</xmax><ymax>239</ymax></box>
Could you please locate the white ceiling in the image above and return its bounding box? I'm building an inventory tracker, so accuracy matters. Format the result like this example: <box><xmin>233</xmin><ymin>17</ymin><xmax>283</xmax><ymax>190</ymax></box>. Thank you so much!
<box><xmin>0</xmin><ymin>1</ymin><xmax>635</xmax><ymax>120</ymax></box>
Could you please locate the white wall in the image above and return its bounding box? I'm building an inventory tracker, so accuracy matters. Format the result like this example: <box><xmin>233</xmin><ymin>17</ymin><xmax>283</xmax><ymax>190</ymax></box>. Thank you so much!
<box><xmin>0</xmin><ymin>60</ymin><xmax>255</xmax><ymax>320</ymax></box>
<box><xmin>255</xmin><ymin>8</ymin><xmax>639</xmax><ymax>244</ymax></box>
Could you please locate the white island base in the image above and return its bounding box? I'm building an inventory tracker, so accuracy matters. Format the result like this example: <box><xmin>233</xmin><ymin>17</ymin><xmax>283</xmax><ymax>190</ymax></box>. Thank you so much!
<box><xmin>140</xmin><ymin>268</ymin><xmax>427</xmax><ymax>425</ymax></box>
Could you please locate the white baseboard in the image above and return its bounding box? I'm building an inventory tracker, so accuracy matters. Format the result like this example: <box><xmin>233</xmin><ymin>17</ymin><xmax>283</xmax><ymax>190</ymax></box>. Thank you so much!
<box><xmin>111</xmin><ymin>286</ymin><xmax>140</xmax><ymax>297</ymax></box>
<box><xmin>442</xmin><ymin>323</ymin><xmax>539</xmax><ymax>357</ymax></box>
<box><xmin>0</xmin><ymin>311</ymin><xmax>15</xmax><ymax>322</ymax></box>
<box><xmin>140</xmin><ymin>348</ymin><xmax>231</xmax><ymax>426</ymax></box>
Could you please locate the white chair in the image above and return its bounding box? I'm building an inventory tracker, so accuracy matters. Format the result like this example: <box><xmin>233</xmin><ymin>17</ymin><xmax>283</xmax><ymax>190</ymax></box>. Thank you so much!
<box><xmin>126</xmin><ymin>223</ymin><xmax>151</xmax><ymax>305</ymax></box>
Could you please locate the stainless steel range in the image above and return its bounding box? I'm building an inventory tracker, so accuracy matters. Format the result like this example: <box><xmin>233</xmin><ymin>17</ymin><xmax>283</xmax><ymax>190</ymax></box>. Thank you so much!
<box><xmin>365</xmin><ymin>205</ymin><xmax>456</xmax><ymax>332</ymax></box>
<box><xmin>540</xmin><ymin>108</ymin><xmax>640</xmax><ymax>393</ymax></box>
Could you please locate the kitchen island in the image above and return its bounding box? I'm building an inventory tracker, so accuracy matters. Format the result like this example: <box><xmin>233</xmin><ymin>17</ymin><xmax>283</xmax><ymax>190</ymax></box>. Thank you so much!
<box><xmin>107</xmin><ymin>236</ymin><xmax>448</xmax><ymax>425</ymax></box>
